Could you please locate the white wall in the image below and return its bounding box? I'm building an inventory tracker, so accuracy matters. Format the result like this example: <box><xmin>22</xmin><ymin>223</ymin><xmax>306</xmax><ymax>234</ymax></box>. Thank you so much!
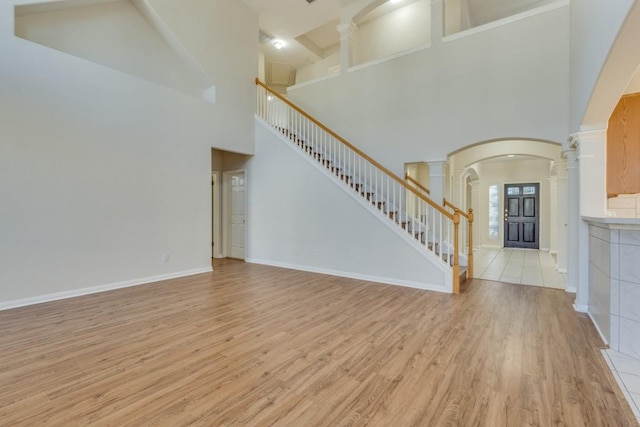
<box><xmin>625</xmin><ymin>68</ymin><xmax>640</xmax><ymax>94</ymax></box>
<box><xmin>15</xmin><ymin>0</ymin><xmax>204</xmax><ymax>97</ymax></box>
<box><xmin>248</xmin><ymin>119</ymin><xmax>451</xmax><ymax>292</ymax></box>
<box><xmin>472</xmin><ymin>158</ymin><xmax>552</xmax><ymax>249</ymax></box>
<box><xmin>352</xmin><ymin>0</ymin><xmax>430</xmax><ymax>66</ymax></box>
<box><xmin>289</xmin><ymin>5</ymin><xmax>570</xmax><ymax>176</ymax></box>
<box><xmin>258</xmin><ymin>50</ymin><xmax>266</xmax><ymax>82</ymax></box>
<box><xmin>0</xmin><ymin>0</ymin><xmax>257</xmax><ymax>307</ymax></box>
<box><xmin>145</xmin><ymin>0</ymin><xmax>258</xmax><ymax>149</ymax></box>
<box><xmin>295</xmin><ymin>51</ymin><xmax>340</xmax><ymax>85</ymax></box>
<box><xmin>570</xmin><ymin>0</ymin><xmax>636</xmax><ymax>131</ymax></box>
<box><xmin>443</xmin><ymin>0</ymin><xmax>463</xmax><ymax>36</ymax></box>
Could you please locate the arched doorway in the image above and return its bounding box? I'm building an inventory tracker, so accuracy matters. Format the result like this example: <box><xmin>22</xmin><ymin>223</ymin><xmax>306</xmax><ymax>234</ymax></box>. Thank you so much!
<box><xmin>447</xmin><ymin>139</ymin><xmax>567</xmax><ymax>288</ymax></box>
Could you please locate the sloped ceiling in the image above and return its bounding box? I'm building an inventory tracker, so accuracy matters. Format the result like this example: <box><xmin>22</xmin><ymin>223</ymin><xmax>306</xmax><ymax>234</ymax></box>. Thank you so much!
<box><xmin>625</xmin><ymin>67</ymin><xmax>640</xmax><ymax>94</ymax></box>
<box><xmin>15</xmin><ymin>0</ymin><xmax>206</xmax><ymax>98</ymax></box>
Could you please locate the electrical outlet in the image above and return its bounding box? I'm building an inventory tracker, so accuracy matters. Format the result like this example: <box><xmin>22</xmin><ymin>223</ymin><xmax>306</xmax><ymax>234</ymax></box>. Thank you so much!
<box><xmin>162</xmin><ymin>253</ymin><xmax>170</xmax><ymax>263</ymax></box>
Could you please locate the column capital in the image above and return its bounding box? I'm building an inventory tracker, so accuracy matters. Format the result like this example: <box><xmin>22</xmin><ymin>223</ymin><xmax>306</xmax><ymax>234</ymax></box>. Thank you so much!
<box><xmin>561</xmin><ymin>144</ymin><xmax>578</xmax><ymax>166</ymax></box>
<box><xmin>336</xmin><ymin>22</ymin><xmax>358</xmax><ymax>40</ymax></box>
<box><xmin>567</xmin><ymin>128</ymin><xmax>606</xmax><ymax>149</ymax></box>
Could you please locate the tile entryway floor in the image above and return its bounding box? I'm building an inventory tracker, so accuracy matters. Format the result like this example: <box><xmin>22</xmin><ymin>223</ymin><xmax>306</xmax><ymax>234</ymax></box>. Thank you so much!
<box><xmin>602</xmin><ymin>349</ymin><xmax>640</xmax><ymax>424</ymax></box>
<box><xmin>474</xmin><ymin>247</ymin><xmax>567</xmax><ymax>289</ymax></box>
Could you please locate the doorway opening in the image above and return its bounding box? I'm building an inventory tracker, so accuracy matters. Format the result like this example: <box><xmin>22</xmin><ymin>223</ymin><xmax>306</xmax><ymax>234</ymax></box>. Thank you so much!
<box><xmin>445</xmin><ymin>139</ymin><xmax>566</xmax><ymax>288</ymax></box>
<box><xmin>211</xmin><ymin>148</ymin><xmax>251</xmax><ymax>260</ymax></box>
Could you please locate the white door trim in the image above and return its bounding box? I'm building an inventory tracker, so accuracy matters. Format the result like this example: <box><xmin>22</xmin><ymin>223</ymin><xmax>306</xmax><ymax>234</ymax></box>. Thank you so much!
<box><xmin>222</xmin><ymin>169</ymin><xmax>247</xmax><ymax>260</ymax></box>
<box><xmin>212</xmin><ymin>171</ymin><xmax>223</xmax><ymax>258</ymax></box>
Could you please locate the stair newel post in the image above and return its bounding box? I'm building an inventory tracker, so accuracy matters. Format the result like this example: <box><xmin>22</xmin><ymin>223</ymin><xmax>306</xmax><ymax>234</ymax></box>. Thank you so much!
<box><xmin>467</xmin><ymin>208</ymin><xmax>474</xmax><ymax>279</ymax></box>
<box><xmin>453</xmin><ymin>211</ymin><xmax>461</xmax><ymax>294</ymax></box>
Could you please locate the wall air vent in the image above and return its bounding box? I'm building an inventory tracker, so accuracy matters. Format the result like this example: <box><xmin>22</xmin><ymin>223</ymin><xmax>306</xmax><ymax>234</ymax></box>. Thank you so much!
<box><xmin>259</xmin><ymin>29</ymin><xmax>274</xmax><ymax>44</ymax></box>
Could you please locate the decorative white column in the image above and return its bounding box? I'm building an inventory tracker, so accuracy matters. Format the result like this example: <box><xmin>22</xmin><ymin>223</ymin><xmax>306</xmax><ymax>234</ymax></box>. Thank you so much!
<box><xmin>470</xmin><ymin>181</ymin><xmax>481</xmax><ymax>248</ymax></box>
<box><xmin>563</xmin><ymin>144</ymin><xmax>580</xmax><ymax>300</ymax></box>
<box><xmin>452</xmin><ymin>168</ymin><xmax>466</xmax><ymax>207</ymax></box>
<box><xmin>337</xmin><ymin>21</ymin><xmax>357</xmax><ymax>74</ymax></box>
<box><xmin>548</xmin><ymin>175</ymin><xmax>558</xmax><ymax>254</ymax></box>
<box><xmin>427</xmin><ymin>160</ymin><xmax>448</xmax><ymax>206</ymax></box>
<box><xmin>572</xmin><ymin>130</ymin><xmax>606</xmax><ymax>313</ymax></box>
<box><xmin>573</xmin><ymin>129</ymin><xmax>607</xmax><ymax>217</ymax></box>
<box><xmin>555</xmin><ymin>159</ymin><xmax>568</xmax><ymax>273</ymax></box>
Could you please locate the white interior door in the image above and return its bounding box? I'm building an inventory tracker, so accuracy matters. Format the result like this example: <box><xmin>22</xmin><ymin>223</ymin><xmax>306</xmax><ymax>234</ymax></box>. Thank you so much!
<box><xmin>228</xmin><ymin>172</ymin><xmax>246</xmax><ymax>259</ymax></box>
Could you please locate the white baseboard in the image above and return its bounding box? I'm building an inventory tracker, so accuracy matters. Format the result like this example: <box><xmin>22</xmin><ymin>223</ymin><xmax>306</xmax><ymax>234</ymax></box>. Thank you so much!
<box><xmin>573</xmin><ymin>302</ymin><xmax>589</xmax><ymax>313</ymax></box>
<box><xmin>566</xmin><ymin>286</ymin><xmax>577</xmax><ymax>293</ymax></box>
<box><xmin>589</xmin><ymin>312</ymin><xmax>609</xmax><ymax>346</ymax></box>
<box><xmin>556</xmin><ymin>267</ymin><xmax>567</xmax><ymax>273</ymax></box>
<box><xmin>0</xmin><ymin>267</ymin><xmax>213</xmax><ymax>312</ymax></box>
<box><xmin>246</xmin><ymin>258</ymin><xmax>450</xmax><ymax>294</ymax></box>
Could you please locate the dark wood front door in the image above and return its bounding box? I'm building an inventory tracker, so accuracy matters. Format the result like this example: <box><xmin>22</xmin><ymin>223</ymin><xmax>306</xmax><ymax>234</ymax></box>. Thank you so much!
<box><xmin>504</xmin><ymin>183</ymin><xmax>539</xmax><ymax>249</ymax></box>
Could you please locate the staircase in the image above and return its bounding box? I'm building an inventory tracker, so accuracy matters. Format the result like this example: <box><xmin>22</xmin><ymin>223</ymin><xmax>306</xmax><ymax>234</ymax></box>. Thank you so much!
<box><xmin>256</xmin><ymin>79</ymin><xmax>467</xmax><ymax>293</ymax></box>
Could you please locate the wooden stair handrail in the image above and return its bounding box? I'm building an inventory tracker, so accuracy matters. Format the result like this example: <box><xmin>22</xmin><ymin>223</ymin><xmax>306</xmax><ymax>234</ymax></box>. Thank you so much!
<box><xmin>443</xmin><ymin>198</ymin><xmax>470</xmax><ymax>219</ymax></box>
<box><xmin>256</xmin><ymin>78</ymin><xmax>453</xmax><ymax>220</ymax></box>
<box><xmin>404</xmin><ymin>173</ymin><xmax>431</xmax><ymax>195</ymax></box>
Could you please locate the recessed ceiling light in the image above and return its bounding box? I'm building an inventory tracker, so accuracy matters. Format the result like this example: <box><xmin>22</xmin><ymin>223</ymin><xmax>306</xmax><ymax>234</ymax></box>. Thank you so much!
<box><xmin>389</xmin><ymin>0</ymin><xmax>403</xmax><ymax>3</ymax></box>
<box><xmin>273</xmin><ymin>40</ymin><xmax>285</xmax><ymax>50</ymax></box>
<box><xmin>507</xmin><ymin>154</ymin><xmax>516</xmax><ymax>158</ymax></box>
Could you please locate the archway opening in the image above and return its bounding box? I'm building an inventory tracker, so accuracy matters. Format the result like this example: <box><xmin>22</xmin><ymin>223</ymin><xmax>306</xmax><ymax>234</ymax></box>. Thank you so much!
<box><xmin>446</xmin><ymin>139</ymin><xmax>567</xmax><ymax>288</ymax></box>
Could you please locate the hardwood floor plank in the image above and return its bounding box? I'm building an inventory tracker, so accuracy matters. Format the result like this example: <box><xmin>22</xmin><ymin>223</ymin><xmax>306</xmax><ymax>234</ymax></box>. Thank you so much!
<box><xmin>0</xmin><ymin>259</ymin><xmax>637</xmax><ymax>426</ymax></box>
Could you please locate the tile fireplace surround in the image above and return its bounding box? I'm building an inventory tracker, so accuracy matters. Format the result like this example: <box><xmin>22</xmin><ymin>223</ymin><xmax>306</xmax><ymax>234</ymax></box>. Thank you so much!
<box><xmin>585</xmin><ymin>217</ymin><xmax>640</xmax><ymax>422</ymax></box>
<box><xmin>585</xmin><ymin>217</ymin><xmax>640</xmax><ymax>359</ymax></box>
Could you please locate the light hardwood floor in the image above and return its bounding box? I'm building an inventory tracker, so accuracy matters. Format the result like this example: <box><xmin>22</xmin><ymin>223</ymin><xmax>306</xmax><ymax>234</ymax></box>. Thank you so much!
<box><xmin>0</xmin><ymin>259</ymin><xmax>637</xmax><ymax>426</ymax></box>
